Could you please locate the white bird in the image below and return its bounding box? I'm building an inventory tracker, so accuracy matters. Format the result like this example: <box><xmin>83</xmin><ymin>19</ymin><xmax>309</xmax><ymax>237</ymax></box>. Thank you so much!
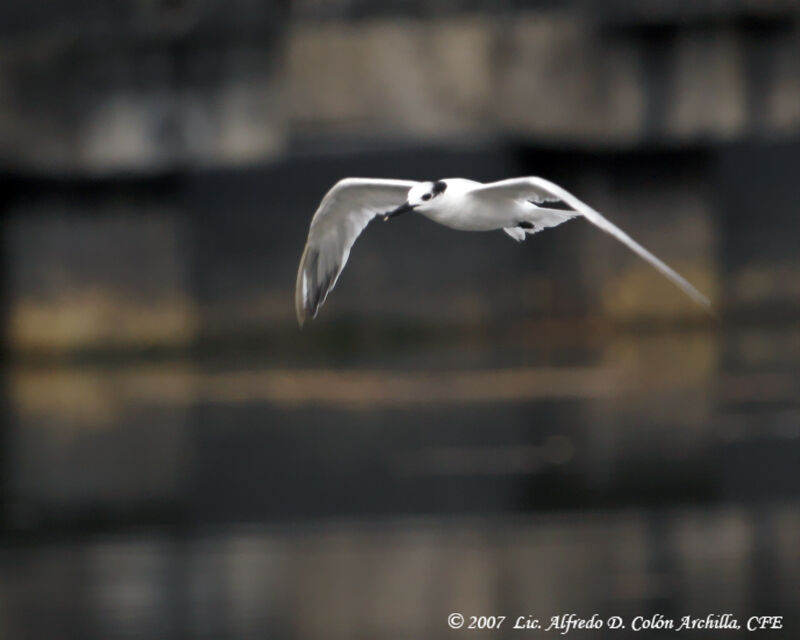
<box><xmin>295</xmin><ymin>177</ymin><xmax>710</xmax><ymax>326</ymax></box>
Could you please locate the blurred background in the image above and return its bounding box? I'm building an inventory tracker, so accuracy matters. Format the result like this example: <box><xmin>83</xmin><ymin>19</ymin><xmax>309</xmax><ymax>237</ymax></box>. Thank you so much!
<box><xmin>1</xmin><ymin>0</ymin><xmax>799</xmax><ymax>638</ymax></box>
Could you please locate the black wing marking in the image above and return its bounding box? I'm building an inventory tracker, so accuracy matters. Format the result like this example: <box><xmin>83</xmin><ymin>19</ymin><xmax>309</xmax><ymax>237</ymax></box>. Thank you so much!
<box><xmin>528</xmin><ymin>198</ymin><xmax>575</xmax><ymax>212</ymax></box>
<box><xmin>305</xmin><ymin>245</ymin><xmax>340</xmax><ymax>319</ymax></box>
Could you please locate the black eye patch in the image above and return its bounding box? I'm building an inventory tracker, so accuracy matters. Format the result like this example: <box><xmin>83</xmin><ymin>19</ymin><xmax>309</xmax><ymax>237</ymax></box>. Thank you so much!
<box><xmin>432</xmin><ymin>181</ymin><xmax>447</xmax><ymax>195</ymax></box>
<box><xmin>422</xmin><ymin>193</ymin><xmax>432</xmax><ymax>201</ymax></box>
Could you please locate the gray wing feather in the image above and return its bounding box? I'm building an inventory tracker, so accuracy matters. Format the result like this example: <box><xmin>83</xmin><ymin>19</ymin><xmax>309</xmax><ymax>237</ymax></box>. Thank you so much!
<box><xmin>474</xmin><ymin>177</ymin><xmax>711</xmax><ymax>311</ymax></box>
<box><xmin>295</xmin><ymin>178</ymin><xmax>417</xmax><ymax>326</ymax></box>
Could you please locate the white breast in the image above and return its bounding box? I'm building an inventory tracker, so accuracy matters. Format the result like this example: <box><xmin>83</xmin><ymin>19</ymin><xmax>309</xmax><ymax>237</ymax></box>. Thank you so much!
<box><xmin>420</xmin><ymin>179</ymin><xmax>521</xmax><ymax>231</ymax></box>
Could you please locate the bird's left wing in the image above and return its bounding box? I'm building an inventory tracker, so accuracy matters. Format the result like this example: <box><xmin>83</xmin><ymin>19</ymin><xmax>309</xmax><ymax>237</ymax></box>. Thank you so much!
<box><xmin>295</xmin><ymin>178</ymin><xmax>417</xmax><ymax>326</ymax></box>
<box><xmin>472</xmin><ymin>177</ymin><xmax>711</xmax><ymax>310</ymax></box>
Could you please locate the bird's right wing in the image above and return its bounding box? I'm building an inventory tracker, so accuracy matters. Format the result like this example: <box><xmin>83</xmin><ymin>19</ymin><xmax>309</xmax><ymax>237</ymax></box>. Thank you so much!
<box><xmin>295</xmin><ymin>178</ymin><xmax>417</xmax><ymax>326</ymax></box>
<box><xmin>473</xmin><ymin>177</ymin><xmax>711</xmax><ymax>310</ymax></box>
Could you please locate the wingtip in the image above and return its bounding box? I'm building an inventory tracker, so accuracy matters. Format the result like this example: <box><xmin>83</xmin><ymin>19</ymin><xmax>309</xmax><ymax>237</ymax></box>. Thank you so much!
<box><xmin>688</xmin><ymin>288</ymin><xmax>714</xmax><ymax>316</ymax></box>
<box><xmin>702</xmin><ymin>298</ymin><xmax>719</xmax><ymax>320</ymax></box>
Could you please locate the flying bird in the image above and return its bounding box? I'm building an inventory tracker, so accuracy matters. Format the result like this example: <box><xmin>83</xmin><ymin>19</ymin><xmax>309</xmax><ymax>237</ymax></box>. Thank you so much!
<box><xmin>295</xmin><ymin>177</ymin><xmax>710</xmax><ymax>326</ymax></box>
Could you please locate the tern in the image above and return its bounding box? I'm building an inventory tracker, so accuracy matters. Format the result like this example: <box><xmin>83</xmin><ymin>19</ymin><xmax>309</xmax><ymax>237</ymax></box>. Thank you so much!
<box><xmin>295</xmin><ymin>177</ymin><xmax>710</xmax><ymax>326</ymax></box>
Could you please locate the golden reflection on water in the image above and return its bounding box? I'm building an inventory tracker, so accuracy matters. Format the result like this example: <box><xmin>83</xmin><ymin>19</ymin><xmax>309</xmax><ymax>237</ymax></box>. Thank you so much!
<box><xmin>10</xmin><ymin>329</ymin><xmax>724</xmax><ymax>427</ymax></box>
<box><xmin>4</xmin><ymin>327</ymin><xmax>800</xmax><ymax>640</ymax></box>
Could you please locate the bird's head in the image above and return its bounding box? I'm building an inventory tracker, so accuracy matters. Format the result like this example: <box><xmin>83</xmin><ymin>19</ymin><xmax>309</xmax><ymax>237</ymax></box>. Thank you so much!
<box><xmin>384</xmin><ymin>180</ymin><xmax>448</xmax><ymax>220</ymax></box>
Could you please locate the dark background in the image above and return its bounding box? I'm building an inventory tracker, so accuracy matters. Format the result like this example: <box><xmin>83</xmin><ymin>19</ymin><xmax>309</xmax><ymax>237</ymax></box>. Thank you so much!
<box><xmin>1</xmin><ymin>1</ymin><xmax>799</xmax><ymax>638</ymax></box>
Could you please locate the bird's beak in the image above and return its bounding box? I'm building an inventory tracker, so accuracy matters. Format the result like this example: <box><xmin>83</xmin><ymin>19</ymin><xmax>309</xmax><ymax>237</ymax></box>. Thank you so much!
<box><xmin>383</xmin><ymin>201</ymin><xmax>416</xmax><ymax>221</ymax></box>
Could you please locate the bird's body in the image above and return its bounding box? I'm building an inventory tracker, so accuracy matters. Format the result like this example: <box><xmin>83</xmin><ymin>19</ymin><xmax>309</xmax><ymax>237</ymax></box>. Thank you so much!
<box><xmin>295</xmin><ymin>176</ymin><xmax>711</xmax><ymax>325</ymax></box>
<box><xmin>415</xmin><ymin>178</ymin><xmax>490</xmax><ymax>230</ymax></box>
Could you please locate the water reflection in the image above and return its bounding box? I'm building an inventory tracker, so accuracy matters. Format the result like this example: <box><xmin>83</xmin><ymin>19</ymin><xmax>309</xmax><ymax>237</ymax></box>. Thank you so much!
<box><xmin>4</xmin><ymin>509</ymin><xmax>800</xmax><ymax>639</ymax></box>
<box><xmin>2</xmin><ymin>326</ymin><xmax>799</xmax><ymax>638</ymax></box>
